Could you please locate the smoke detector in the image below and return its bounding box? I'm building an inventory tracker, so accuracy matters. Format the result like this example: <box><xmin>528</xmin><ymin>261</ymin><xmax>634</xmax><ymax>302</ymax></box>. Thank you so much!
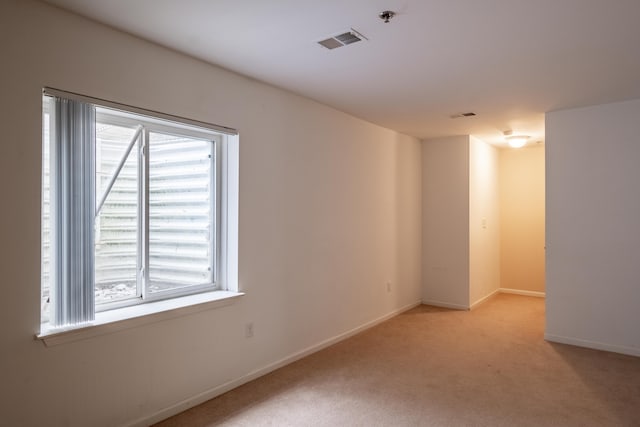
<box><xmin>318</xmin><ymin>29</ymin><xmax>367</xmax><ymax>50</ymax></box>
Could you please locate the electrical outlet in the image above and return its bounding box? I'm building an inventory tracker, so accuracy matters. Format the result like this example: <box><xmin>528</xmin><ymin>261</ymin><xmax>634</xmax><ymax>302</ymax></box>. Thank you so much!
<box><xmin>245</xmin><ymin>322</ymin><xmax>254</xmax><ymax>338</ymax></box>
<box><xmin>386</xmin><ymin>282</ymin><xmax>392</xmax><ymax>293</ymax></box>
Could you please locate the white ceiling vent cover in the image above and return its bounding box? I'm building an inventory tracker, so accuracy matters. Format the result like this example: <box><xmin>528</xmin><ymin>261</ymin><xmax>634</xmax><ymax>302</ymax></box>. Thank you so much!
<box><xmin>318</xmin><ymin>29</ymin><xmax>367</xmax><ymax>50</ymax></box>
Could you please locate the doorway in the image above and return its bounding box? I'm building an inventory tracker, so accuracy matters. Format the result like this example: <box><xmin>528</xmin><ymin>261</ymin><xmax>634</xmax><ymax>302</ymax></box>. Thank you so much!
<box><xmin>498</xmin><ymin>144</ymin><xmax>545</xmax><ymax>296</ymax></box>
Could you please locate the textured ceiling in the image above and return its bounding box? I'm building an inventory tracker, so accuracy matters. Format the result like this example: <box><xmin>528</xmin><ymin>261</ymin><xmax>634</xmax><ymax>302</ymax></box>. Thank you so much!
<box><xmin>42</xmin><ymin>0</ymin><xmax>640</xmax><ymax>146</ymax></box>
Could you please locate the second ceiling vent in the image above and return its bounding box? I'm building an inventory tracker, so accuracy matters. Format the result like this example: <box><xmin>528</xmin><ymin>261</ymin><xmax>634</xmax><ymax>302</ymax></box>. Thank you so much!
<box><xmin>318</xmin><ymin>29</ymin><xmax>367</xmax><ymax>50</ymax></box>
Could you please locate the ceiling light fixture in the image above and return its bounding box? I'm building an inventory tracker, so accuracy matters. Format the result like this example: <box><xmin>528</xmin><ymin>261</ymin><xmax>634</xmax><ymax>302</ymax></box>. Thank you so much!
<box><xmin>379</xmin><ymin>10</ymin><xmax>396</xmax><ymax>23</ymax></box>
<box><xmin>503</xmin><ymin>131</ymin><xmax>530</xmax><ymax>148</ymax></box>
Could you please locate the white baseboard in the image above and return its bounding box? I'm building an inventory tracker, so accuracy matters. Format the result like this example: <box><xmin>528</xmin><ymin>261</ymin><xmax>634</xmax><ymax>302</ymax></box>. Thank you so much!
<box><xmin>470</xmin><ymin>288</ymin><xmax>500</xmax><ymax>310</ymax></box>
<box><xmin>544</xmin><ymin>333</ymin><xmax>640</xmax><ymax>358</ymax></box>
<box><xmin>125</xmin><ymin>300</ymin><xmax>422</xmax><ymax>427</ymax></box>
<box><xmin>421</xmin><ymin>299</ymin><xmax>469</xmax><ymax>311</ymax></box>
<box><xmin>423</xmin><ymin>289</ymin><xmax>544</xmax><ymax>311</ymax></box>
<box><xmin>499</xmin><ymin>288</ymin><xmax>545</xmax><ymax>298</ymax></box>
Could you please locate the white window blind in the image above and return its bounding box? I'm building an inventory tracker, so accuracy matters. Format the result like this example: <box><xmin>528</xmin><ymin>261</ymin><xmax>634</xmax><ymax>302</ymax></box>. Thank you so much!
<box><xmin>49</xmin><ymin>97</ymin><xmax>96</xmax><ymax>327</ymax></box>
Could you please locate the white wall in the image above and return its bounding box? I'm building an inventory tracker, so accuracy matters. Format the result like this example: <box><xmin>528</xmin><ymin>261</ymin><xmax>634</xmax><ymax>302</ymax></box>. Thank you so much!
<box><xmin>0</xmin><ymin>1</ymin><xmax>422</xmax><ymax>426</ymax></box>
<box><xmin>500</xmin><ymin>145</ymin><xmax>545</xmax><ymax>294</ymax></box>
<box><xmin>469</xmin><ymin>137</ymin><xmax>500</xmax><ymax>307</ymax></box>
<box><xmin>422</xmin><ymin>136</ymin><xmax>499</xmax><ymax>309</ymax></box>
<box><xmin>546</xmin><ymin>98</ymin><xmax>640</xmax><ymax>357</ymax></box>
<box><xmin>421</xmin><ymin>136</ymin><xmax>470</xmax><ymax>309</ymax></box>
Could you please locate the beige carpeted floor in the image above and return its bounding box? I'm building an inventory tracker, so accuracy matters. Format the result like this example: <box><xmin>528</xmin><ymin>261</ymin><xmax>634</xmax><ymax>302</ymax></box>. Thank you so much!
<box><xmin>155</xmin><ymin>294</ymin><xmax>640</xmax><ymax>426</ymax></box>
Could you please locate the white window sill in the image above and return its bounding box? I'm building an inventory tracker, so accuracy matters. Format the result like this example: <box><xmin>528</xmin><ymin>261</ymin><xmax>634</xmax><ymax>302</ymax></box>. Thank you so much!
<box><xmin>36</xmin><ymin>291</ymin><xmax>244</xmax><ymax>347</ymax></box>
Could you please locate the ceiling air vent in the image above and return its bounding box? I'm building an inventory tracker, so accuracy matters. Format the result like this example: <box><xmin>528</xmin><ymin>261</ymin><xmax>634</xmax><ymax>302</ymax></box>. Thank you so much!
<box><xmin>450</xmin><ymin>112</ymin><xmax>477</xmax><ymax>119</ymax></box>
<box><xmin>318</xmin><ymin>29</ymin><xmax>367</xmax><ymax>50</ymax></box>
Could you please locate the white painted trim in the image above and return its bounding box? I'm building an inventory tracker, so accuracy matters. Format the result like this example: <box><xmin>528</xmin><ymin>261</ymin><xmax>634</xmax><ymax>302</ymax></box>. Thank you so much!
<box><xmin>124</xmin><ymin>300</ymin><xmax>422</xmax><ymax>427</ymax></box>
<box><xmin>421</xmin><ymin>299</ymin><xmax>469</xmax><ymax>310</ymax></box>
<box><xmin>37</xmin><ymin>291</ymin><xmax>244</xmax><ymax>346</ymax></box>
<box><xmin>544</xmin><ymin>333</ymin><xmax>640</xmax><ymax>358</ymax></box>
<box><xmin>423</xmin><ymin>290</ymin><xmax>545</xmax><ymax>312</ymax></box>
<box><xmin>470</xmin><ymin>288</ymin><xmax>500</xmax><ymax>310</ymax></box>
<box><xmin>499</xmin><ymin>288</ymin><xmax>545</xmax><ymax>298</ymax></box>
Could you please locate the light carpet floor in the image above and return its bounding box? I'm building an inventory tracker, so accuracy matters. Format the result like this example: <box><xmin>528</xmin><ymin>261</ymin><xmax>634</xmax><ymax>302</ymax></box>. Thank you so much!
<box><xmin>155</xmin><ymin>294</ymin><xmax>640</xmax><ymax>426</ymax></box>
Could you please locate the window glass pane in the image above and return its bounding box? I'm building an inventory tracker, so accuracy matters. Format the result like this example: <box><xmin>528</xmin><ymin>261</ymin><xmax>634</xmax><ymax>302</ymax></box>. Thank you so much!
<box><xmin>148</xmin><ymin>132</ymin><xmax>214</xmax><ymax>293</ymax></box>
<box><xmin>95</xmin><ymin>122</ymin><xmax>139</xmax><ymax>304</ymax></box>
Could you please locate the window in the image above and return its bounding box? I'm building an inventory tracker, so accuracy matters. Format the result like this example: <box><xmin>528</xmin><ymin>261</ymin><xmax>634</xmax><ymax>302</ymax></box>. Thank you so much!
<box><xmin>41</xmin><ymin>88</ymin><xmax>238</xmax><ymax>332</ymax></box>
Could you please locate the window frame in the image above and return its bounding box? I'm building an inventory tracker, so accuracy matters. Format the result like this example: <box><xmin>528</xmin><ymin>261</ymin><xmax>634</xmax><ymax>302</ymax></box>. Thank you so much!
<box><xmin>40</xmin><ymin>87</ymin><xmax>240</xmax><ymax>335</ymax></box>
<box><xmin>92</xmin><ymin>108</ymin><xmax>222</xmax><ymax>311</ymax></box>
